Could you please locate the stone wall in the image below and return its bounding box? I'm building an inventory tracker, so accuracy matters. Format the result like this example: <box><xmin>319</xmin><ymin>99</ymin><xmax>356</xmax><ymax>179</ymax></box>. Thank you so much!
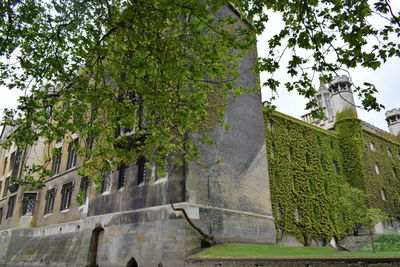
<box><xmin>0</xmin><ymin>205</ymin><xmax>190</xmax><ymax>267</ymax></box>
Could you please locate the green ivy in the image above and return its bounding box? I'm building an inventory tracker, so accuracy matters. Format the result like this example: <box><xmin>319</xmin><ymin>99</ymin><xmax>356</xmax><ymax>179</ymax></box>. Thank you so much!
<box><xmin>335</xmin><ymin>117</ymin><xmax>365</xmax><ymax>189</ymax></box>
<box><xmin>265</xmin><ymin>109</ymin><xmax>400</xmax><ymax>244</ymax></box>
<box><xmin>264</xmin><ymin>110</ymin><xmax>361</xmax><ymax>244</ymax></box>
<box><xmin>361</xmin><ymin>130</ymin><xmax>400</xmax><ymax>219</ymax></box>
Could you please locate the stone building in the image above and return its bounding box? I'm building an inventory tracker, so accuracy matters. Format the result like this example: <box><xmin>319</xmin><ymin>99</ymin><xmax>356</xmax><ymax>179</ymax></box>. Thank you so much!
<box><xmin>0</xmin><ymin>6</ymin><xmax>276</xmax><ymax>267</ymax></box>
<box><xmin>0</xmin><ymin>4</ymin><xmax>398</xmax><ymax>265</ymax></box>
<box><xmin>265</xmin><ymin>75</ymin><xmax>400</xmax><ymax>245</ymax></box>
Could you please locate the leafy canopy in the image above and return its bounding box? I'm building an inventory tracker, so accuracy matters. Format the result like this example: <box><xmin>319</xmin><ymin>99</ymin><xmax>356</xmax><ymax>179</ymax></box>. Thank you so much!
<box><xmin>0</xmin><ymin>0</ymin><xmax>399</xmax><ymax>185</ymax></box>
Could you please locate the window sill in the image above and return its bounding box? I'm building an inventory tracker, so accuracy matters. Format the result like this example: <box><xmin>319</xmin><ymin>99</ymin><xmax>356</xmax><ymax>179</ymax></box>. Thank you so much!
<box><xmin>154</xmin><ymin>177</ymin><xmax>168</xmax><ymax>184</ymax></box>
<box><xmin>101</xmin><ymin>190</ymin><xmax>110</xmax><ymax>196</ymax></box>
<box><xmin>60</xmin><ymin>209</ymin><xmax>70</xmax><ymax>213</ymax></box>
<box><xmin>44</xmin><ymin>213</ymin><xmax>52</xmax><ymax>218</ymax></box>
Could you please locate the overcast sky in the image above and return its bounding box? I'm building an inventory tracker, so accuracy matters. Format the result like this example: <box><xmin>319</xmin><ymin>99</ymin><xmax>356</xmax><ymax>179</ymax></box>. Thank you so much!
<box><xmin>257</xmin><ymin>4</ymin><xmax>400</xmax><ymax>132</ymax></box>
<box><xmin>0</xmin><ymin>4</ymin><xmax>399</xmax><ymax>133</ymax></box>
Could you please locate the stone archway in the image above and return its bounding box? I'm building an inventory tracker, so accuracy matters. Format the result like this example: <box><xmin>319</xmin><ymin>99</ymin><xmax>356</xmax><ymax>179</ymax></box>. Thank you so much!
<box><xmin>86</xmin><ymin>225</ymin><xmax>104</xmax><ymax>267</ymax></box>
<box><xmin>126</xmin><ymin>257</ymin><xmax>138</xmax><ymax>267</ymax></box>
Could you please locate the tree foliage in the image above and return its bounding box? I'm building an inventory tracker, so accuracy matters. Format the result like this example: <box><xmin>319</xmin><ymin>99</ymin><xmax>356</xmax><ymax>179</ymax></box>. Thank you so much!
<box><xmin>234</xmin><ymin>0</ymin><xmax>400</xmax><ymax>114</ymax></box>
<box><xmin>0</xmin><ymin>0</ymin><xmax>399</xmax><ymax>185</ymax></box>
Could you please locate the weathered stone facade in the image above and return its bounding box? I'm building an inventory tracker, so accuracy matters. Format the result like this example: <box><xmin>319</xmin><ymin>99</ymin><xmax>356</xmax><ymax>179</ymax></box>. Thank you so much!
<box><xmin>0</xmin><ymin>5</ymin><xmax>276</xmax><ymax>266</ymax></box>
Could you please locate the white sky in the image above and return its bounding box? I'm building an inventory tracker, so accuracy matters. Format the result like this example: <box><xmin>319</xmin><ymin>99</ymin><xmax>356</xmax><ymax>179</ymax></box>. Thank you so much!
<box><xmin>0</xmin><ymin>4</ymin><xmax>399</xmax><ymax>132</ymax></box>
<box><xmin>257</xmin><ymin>3</ymin><xmax>400</xmax><ymax>132</ymax></box>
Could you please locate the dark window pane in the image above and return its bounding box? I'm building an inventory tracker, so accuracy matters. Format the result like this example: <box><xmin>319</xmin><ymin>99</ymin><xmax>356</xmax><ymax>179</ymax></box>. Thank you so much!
<box><xmin>22</xmin><ymin>193</ymin><xmax>37</xmax><ymax>215</ymax></box>
<box><xmin>60</xmin><ymin>182</ymin><xmax>74</xmax><ymax>211</ymax></box>
<box><xmin>6</xmin><ymin>195</ymin><xmax>16</xmax><ymax>219</ymax></box>
<box><xmin>44</xmin><ymin>189</ymin><xmax>56</xmax><ymax>215</ymax></box>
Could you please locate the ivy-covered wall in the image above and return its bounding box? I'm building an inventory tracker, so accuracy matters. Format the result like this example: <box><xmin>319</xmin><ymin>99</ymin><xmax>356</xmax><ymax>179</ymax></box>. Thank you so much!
<box><xmin>361</xmin><ymin>130</ymin><xmax>400</xmax><ymax>219</ymax></box>
<box><xmin>264</xmin><ymin>110</ymin><xmax>356</xmax><ymax>244</ymax></box>
<box><xmin>264</xmin><ymin>109</ymin><xmax>400</xmax><ymax>244</ymax></box>
<box><xmin>335</xmin><ymin>118</ymin><xmax>365</xmax><ymax>190</ymax></box>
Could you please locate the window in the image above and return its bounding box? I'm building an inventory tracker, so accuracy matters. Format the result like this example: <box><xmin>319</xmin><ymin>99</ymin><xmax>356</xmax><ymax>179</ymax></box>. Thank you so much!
<box><xmin>0</xmin><ymin>207</ymin><xmax>3</xmax><ymax>223</ymax></box>
<box><xmin>155</xmin><ymin>157</ymin><xmax>172</xmax><ymax>181</ymax></box>
<box><xmin>271</xmin><ymin>143</ymin><xmax>276</xmax><ymax>159</ymax></box>
<box><xmin>387</xmin><ymin>220</ymin><xmax>394</xmax><ymax>229</ymax></box>
<box><xmin>44</xmin><ymin>189</ymin><xmax>56</xmax><ymax>215</ymax></box>
<box><xmin>370</xmin><ymin>142</ymin><xmax>375</xmax><ymax>151</ymax></box>
<box><xmin>10</xmin><ymin>150</ymin><xmax>21</xmax><ymax>178</ymax></box>
<box><xmin>285</xmin><ymin>124</ymin><xmax>290</xmax><ymax>134</ymax></box>
<box><xmin>22</xmin><ymin>193</ymin><xmax>37</xmax><ymax>216</ymax></box>
<box><xmin>3</xmin><ymin>177</ymin><xmax>9</xmax><ymax>198</ymax></box>
<box><xmin>325</xmin><ymin>99</ymin><xmax>331</xmax><ymax>108</ymax></box>
<box><xmin>6</xmin><ymin>195</ymin><xmax>16</xmax><ymax>219</ymax></box>
<box><xmin>100</xmin><ymin>172</ymin><xmax>112</xmax><ymax>193</ymax></box>
<box><xmin>66</xmin><ymin>139</ymin><xmax>79</xmax><ymax>169</ymax></box>
<box><xmin>375</xmin><ymin>164</ymin><xmax>380</xmax><ymax>175</ymax></box>
<box><xmin>333</xmin><ymin>161</ymin><xmax>339</xmax><ymax>174</ymax></box>
<box><xmin>116</xmin><ymin>93</ymin><xmax>145</xmax><ymax>136</ymax></box>
<box><xmin>60</xmin><ymin>182</ymin><xmax>74</xmax><ymax>211</ymax></box>
<box><xmin>288</xmin><ymin>147</ymin><xmax>294</xmax><ymax>162</ymax></box>
<box><xmin>267</xmin><ymin>121</ymin><xmax>273</xmax><ymax>130</ymax></box>
<box><xmin>137</xmin><ymin>157</ymin><xmax>147</xmax><ymax>185</ymax></box>
<box><xmin>85</xmin><ymin>138</ymin><xmax>94</xmax><ymax>159</ymax></box>
<box><xmin>79</xmin><ymin>177</ymin><xmax>90</xmax><ymax>200</ymax></box>
<box><xmin>45</xmin><ymin>105</ymin><xmax>53</xmax><ymax>116</ymax></box>
<box><xmin>305</xmin><ymin>153</ymin><xmax>311</xmax><ymax>165</ymax></box>
<box><xmin>388</xmin><ymin>148</ymin><xmax>393</xmax><ymax>157</ymax></box>
<box><xmin>51</xmin><ymin>147</ymin><xmax>62</xmax><ymax>175</ymax></box>
<box><xmin>118</xmin><ymin>164</ymin><xmax>127</xmax><ymax>189</ymax></box>
<box><xmin>3</xmin><ymin>157</ymin><xmax>7</xmax><ymax>175</ymax></box>
<box><xmin>294</xmin><ymin>208</ymin><xmax>300</xmax><ymax>221</ymax></box>
<box><xmin>381</xmin><ymin>189</ymin><xmax>388</xmax><ymax>201</ymax></box>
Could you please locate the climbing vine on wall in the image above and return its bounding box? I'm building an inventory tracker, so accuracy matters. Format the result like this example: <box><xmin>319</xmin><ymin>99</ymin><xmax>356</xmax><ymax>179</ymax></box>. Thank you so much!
<box><xmin>335</xmin><ymin>116</ymin><xmax>365</xmax><ymax>190</ymax></box>
<box><xmin>265</xmin><ymin>108</ymin><xmax>400</xmax><ymax>244</ymax></box>
<box><xmin>264</xmin><ymin>110</ymin><xmax>365</xmax><ymax>244</ymax></box>
<box><xmin>362</xmin><ymin>131</ymin><xmax>400</xmax><ymax>219</ymax></box>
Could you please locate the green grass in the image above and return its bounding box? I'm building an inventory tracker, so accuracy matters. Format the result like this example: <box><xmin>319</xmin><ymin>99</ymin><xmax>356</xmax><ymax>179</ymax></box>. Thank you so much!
<box><xmin>191</xmin><ymin>243</ymin><xmax>400</xmax><ymax>259</ymax></box>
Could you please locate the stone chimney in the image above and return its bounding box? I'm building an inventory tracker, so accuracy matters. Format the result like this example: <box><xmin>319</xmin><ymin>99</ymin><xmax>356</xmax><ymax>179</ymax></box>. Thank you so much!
<box><xmin>328</xmin><ymin>75</ymin><xmax>358</xmax><ymax>119</ymax></box>
<box><xmin>385</xmin><ymin>108</ymin><xmax>400</xmax><ymax>136</ymax></box>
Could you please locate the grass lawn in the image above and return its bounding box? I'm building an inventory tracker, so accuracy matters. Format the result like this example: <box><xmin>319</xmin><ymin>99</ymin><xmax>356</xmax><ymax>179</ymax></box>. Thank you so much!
<box><xmin>191</xmin><ymin>243</ymin><xmax>400</xmax><ymax>259</ymax></box>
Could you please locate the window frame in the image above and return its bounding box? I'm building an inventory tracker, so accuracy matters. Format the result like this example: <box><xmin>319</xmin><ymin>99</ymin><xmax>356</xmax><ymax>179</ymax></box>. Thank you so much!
<box><xmin>137</xmin><ymin>157</ymin><xmax>147</xmax><ymax>186</ymax></box>
<box><xmin>100</xmin><ymin>172</ymin><xmax>112</xmax><ymax>193</ymax></box>
<box><xmin>10</xmin><ymin>150</ymin><xmax>21</xmax><ymax>178</ymax></box>
<box><xmin>6</xmin><ymin>194</ymin><xmax>16</xmax><ymax>219</ymax></box>
<box><xmin>60</xmin><ymin>181</ymin><xmax>74</xmax><ymax>211</ymax></box>
<box><xmin>66</xmin><ymin>138</ymin><xmax>79</xmax><ymax>170</ymax></box>
<box><xmin>21</xmin><ymin>192</ymin><xmax>38</xmax><ymax>216</ymax></box>
<box><xmin>375</xmin><ymin>164</ymin><xmax>380</xmax><ymax>175</ymax></box>
<box><xmin>0</xmin><ymin>207</ymin><xmax>3</xmax><ymax>223</ymax></box>
<box><xmin>117</xmin><ymin>164</ymin><xmax>127</xmax><ymax>189</ymax></box>
<box><xmin>52</xmin><ymin>147</ymin><xmax>62</xmax><ymax>175</ymax></box>
<box><xmin>79</xmin><ymin>177</ymin><xmax>90</xmax><ymax>201</ymax></box>
<box><xmin>370</xmin><ymin>142</ymin><xmax>375</xmax><ymax>151</ymax></box>
<box><xmin>44</xmin><ymin>188</ymin><xmax>56</xmax><ymax>215</ymax></box>
<box><xmin>3</xmin><ymin>177</ymin><xmax>10</xmax><ymax>198</ymax></box>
